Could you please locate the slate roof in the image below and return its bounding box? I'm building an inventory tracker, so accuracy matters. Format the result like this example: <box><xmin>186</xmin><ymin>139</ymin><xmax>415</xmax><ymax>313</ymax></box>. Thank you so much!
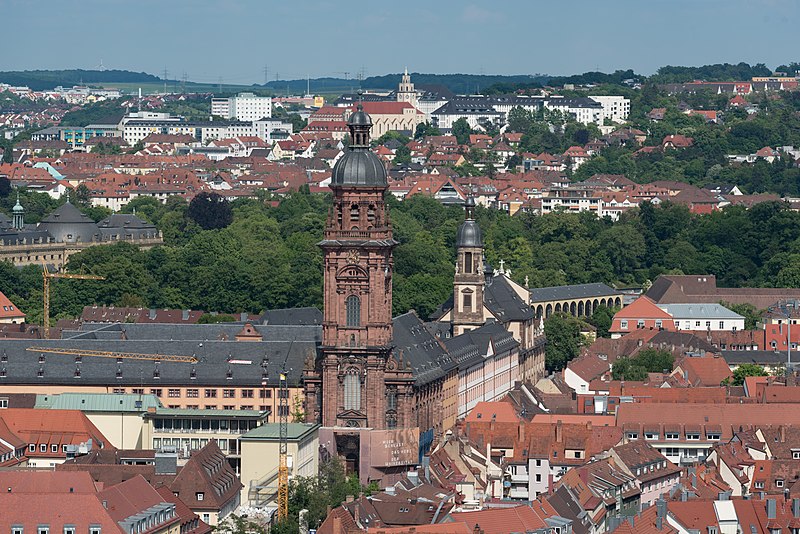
<box><xmin>393</xmin><ymin>311</ymin><xmax>453</xmax><ymax>385</ymax></box>
<box><xmin>0</xmin><ymin>338</ymin><xmax>315</xmax><ymax>387</ymax></box>
<box><xmin>530</xmin><ymin>283</ymin><xmax>622</xmax><ymax>303</ymax></box>
<box><xmin>261</xmin><ymin>306</ymin><xmax>322</xmax><ymax>325</ymax></box>
<box><xmin>484</xmin><ymin>276</ymin><xmax>535</xmax><ymax>322</ymax></box>
<box><xmin>660</xmin><ymin>303</ymin><xmax>744</xmax><ymax>320</ymax></box>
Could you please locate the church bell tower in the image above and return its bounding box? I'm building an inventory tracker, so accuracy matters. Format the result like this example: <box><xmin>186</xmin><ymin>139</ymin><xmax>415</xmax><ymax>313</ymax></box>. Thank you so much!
<box><xmin>304</xmin><ymin>99</ymin><xmax>413</xmax><ymax>439</ymax></box>
<box><xmin>452</xmin><ymin>196</ymin><xmax>485</xmax><ymax>336</ymax></box>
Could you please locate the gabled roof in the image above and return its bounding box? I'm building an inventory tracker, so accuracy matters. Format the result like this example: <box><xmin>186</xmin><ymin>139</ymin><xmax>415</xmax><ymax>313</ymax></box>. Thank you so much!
<box><xmin>170</xmin><ymin>440</ymin><xmax>242</xmax><ymax>511</ymax></box>
<box><xmin>0</xmin><ymin>290</ymin><xmax>25</xmax><ymax>320</ymax></box>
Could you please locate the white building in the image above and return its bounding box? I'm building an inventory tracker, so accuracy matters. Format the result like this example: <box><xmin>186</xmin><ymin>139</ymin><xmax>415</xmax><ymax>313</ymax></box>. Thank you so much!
<box><xmin>589</xmin><ymin>96</ymin><xmax>631</xmax><ymax>123</ymax></box>
<box><xmin>659</xmin><ymin>303</ymin><xmax>745</xmax><ymax>332</ymax></box>
<box><xmin>212</xmin><ymin>92</ymin><xmax>272</xmax><ymax>121</ymax></box>
<box><xmin>544</xmin><ymin>97</ymin><xmax>604</xmax><ymax>125</ymax></box>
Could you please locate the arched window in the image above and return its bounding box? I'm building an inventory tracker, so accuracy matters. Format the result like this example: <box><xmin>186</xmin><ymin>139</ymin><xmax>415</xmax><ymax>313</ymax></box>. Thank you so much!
<box><xmin>346</xmin><ymin>295</ymin><xmax>361</xmax><ymax>327</ymax></box>
<box><xmin>350</xmin><ymin>203</ymin><xmax>360</xmax><ymax>222</ymax></box>
<box><xmin>344</xmin><ymin>370</ymin><xmax>360</xmax><ymax>411</ymax></box>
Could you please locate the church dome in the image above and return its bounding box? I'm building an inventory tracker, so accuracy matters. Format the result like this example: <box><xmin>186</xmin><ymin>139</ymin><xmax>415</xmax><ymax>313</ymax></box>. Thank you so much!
<box><xmin>456</xmin><ymin>220</ymin><xmax>482</xmax><ymax>247</ymax></box>
<box><xmin>331</xmin><ymin>150</ymin><xmax>387</xmax><ymax>187</ymax></box>
<box><xmin>330</xmin><ymin>101</ymin><xmax>387</xmax><ymax>188</ymax></box>
<box><xmin>38</xmin><ymin>201</ymin><xmax>100</xmax><ymax>243</ymax></box>
<box><xmin>456</xmin><ymin>196</ymin><xmax>482</xmax><ymax>247</ymax></box>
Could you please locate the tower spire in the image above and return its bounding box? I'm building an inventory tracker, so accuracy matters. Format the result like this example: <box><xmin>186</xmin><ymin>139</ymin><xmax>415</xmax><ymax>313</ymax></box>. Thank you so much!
<box><xmin>12</xmin><ymin>190</ymin><xmax>24</xmax><ymax>230</ymax></box>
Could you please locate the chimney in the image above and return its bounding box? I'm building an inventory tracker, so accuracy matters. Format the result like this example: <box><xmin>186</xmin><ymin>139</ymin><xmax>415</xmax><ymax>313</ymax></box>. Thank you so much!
<box><xmin>102</xmin><ymin>500</ymin><xmax>108</xmax><ymax>509</ymax></box>
<box><xmin>556</xmin><ymin>420</ymin><xmax>563</xmax><ymax>443</ymax></box>
<box><xmin>767</xmin><ymin>498</ymin><xmax>777</xmax><ymax>519</ymax></box>
<box><xmin>656</xmin><ymin>499</ymin><xmax>667</xmax><ymax>530</ymax></box>
<box><xmin>518</xmin><ymin>422</ymin><xmax>525</xmax><ymax>443</ymax></box>
<box><xmin>780</xmin><ymin>425</ymin><xmax>786</xmax><ymax>443</ymax></box>
<box><xmin>793</xmin><ymin>498</ymin><xmax>800</xmax><ymax>518</ymax></box>
<box><xmin>346</xmin><ymin>495</ymin><xmax>354</xmax><ymax>503</ymax></box>
<box><xmin>149</xmin><ymin>308</ymin><xmax>157</xmax><ymax>320</ymax></box>
<box><xmin>182</xmin><ymin>309</ymin><xmax>189</xmax><ymax>321</ymax></box>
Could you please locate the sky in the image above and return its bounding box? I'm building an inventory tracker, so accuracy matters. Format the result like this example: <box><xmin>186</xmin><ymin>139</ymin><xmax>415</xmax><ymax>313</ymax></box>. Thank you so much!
<box><xmin>4</xmin><ymin>0</ymin><xmax>798</xmax><ymax>84</ymax></box>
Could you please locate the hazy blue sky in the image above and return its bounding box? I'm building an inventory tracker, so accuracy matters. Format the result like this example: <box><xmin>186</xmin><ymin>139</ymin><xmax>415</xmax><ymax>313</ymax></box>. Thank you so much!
<box><xmin>5</xmin><ymin>0</ymin><xmax>798</xmax><ymax>83</ymax></box>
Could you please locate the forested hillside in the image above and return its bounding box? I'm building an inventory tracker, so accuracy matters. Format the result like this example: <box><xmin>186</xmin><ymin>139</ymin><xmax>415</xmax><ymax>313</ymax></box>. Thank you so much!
<box><xmin>3</xmin><ymin>192</ymin><xmax>800</xmax><ymax>327</ymax></box>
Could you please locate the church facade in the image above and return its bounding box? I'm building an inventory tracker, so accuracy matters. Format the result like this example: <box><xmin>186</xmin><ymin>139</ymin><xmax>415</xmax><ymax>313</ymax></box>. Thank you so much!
<box><xmin>304</xmin><ymin>104</ymin><xmax>545</xmax><ymax>485</ymax></box>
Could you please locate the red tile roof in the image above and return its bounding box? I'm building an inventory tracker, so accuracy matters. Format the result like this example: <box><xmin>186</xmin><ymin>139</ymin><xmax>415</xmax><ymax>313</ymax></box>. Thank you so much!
<box><xmin>0</xmin><ymin>290</ymin><xmax>25</xmax><ymax>320</ymax></box>
<box><xmin>464</xmin><ymin>401</ymin><xmax>521</xmax><ymax>424</ymax></box>
<box><xmin>448</xmin><ymin>505</ymin><xmax>548</xmax><ymax>534</ymax></box>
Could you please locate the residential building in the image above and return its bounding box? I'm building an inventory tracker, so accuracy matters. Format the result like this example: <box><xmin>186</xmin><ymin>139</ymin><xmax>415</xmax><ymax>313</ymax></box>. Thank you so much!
<box><xmin>588</xmin><ymin>96</ymin><xmax>631</xmax><ymax>123</ymax></box>
<box><xmin>660</xmin><ymin>303</ymin><xmax>745</xmax><ymax>332</ymax></box>
<box><xmin>0</xmin><ymin>290</ymin><xmax>25</xmax><ymax>324</ymax></box>
<box><xmin>0</xmin><ymin>408</ymin><xmax>112</xmax><ymax>467</ymax></box>
<box><xmin>34</xmin><ymin>392</ymin><xmax>162</xmax><ymax>449</ymax></box>
<box><xmin>608</xmin><ymin>441</ymin><xmax>681</xmax><ymax>506</ymax></box>
<box><xmin>610</xmin><ymin>296</ymin><xmax>677</xmax><ymax>338</ymax></box>
<box><xmin>211</xmin><ymin>93</ymin><xmax>272</xmax><ymax>121</ymax></box>
<box><xmin>616</xmin><ymin>403</ymin><xmax>800</xmax><ymax>465</ymax></box>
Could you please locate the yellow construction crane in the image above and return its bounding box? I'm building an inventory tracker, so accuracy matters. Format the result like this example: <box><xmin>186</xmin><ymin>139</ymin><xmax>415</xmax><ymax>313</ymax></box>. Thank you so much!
<box><xmin>26</xmin><ymin>346</ymin><xmax>198</xmax><ymax>364</ymax></box>
<box><xmin>277</xmin><ymin>371</ymin><xmax>289</xmax><ymax>521</ymax></box>
<box><xmin>42</xmin><ymin>264</ymin><xmax>105</xmax><ymax>339</ymax></box>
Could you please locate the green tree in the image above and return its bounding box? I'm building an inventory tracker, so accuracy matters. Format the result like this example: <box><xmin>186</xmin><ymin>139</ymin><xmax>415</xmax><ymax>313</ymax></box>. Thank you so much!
<box><xmin>544</xmin><ymin>313</ymin><xmax>585</xmax><ymax>371</ymax></box>
<box><xmin>721</xmin><ymin>301</ymin><xmax>762</xmax><ymax>330</ymax></box>
<box><xmin>452</xmin><ymin>118</ymin><xmax>472</xmax><ymax>145</ymax></box>
<box><xmin>612</xmin><ymin>349</ymin><xmax>674</xmax><ymax>381</ymax></box>
<box><xmin>731</xmin><ymin>363</ymin><xmax>768</xmax><ymax>386</ymax></box>
<box><xmin>588</xmin><ymin>304</ymin><xmax>618</xmax><ymax>338</ymax></box>
<box><xmin>187</xmin><ymin>192</ymin><xmax>233</xmax><ymax>230</ymax></box>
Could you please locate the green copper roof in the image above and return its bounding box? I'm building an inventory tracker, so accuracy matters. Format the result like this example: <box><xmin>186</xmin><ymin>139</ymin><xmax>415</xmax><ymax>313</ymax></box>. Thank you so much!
<box><xmin>148</xmin><ymin>408</ymin><xmax>267</xmax><ymax>418</ymax></box>
<box><xmin>240</xmin><ymin>423</ymin><xmax>320</xmax><ymax>441</ymax></box>
<box><xmin>35</xmin><ymin>393</ymin><xmax>162</xmax><ymax>412</ymax></box>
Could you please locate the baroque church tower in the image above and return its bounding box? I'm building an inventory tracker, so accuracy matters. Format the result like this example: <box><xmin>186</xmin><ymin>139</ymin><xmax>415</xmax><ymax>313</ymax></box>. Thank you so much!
<box><xmin>396</xmin><ymin>67</ymin><xmax>418</xmax><ymax>107</ymax></box>
<box><xmin>452</xmin><ymin>197</ymin><xmax>486</xmax><ymax>336</ymax></box>
<box><xmin>304</xmin><ymin>100</ymin><xmax>414</xmax><ymax>444</ymax></box>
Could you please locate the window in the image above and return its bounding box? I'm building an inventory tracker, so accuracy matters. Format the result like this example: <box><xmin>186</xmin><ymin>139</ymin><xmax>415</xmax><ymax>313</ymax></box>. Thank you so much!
<box><xmin>240</xmin><ymin>405</ymin><xmax>253</xmax><ymax>410</ymax></box>
<box><xmin>51</xmin><ymin>444</ymin><xmax>57</xmax><ymax>453</ymax></box>
<box><xmin>28</xmin><ymin>444</ymin><xmax>35</xmax><ymax>452</ymax></box>
<box><xmin>346</xmin><ymin>295</ymin><xmax>360</xmax><ymax>327</ymax></box>
<box><xmin>63</xmin><ymin>527</ymin><xmax>75</xmax><ymax>534</ymax></box>
<box><xmin>131</xmin><ymin>388</ymin><xmax>144</xmax><ymax>395</ymax></box>
<box><xmin>40</xmin><ymin>444</ymin><xmax>46</xmax><ymax>452</ymax></box>
<box><xmin>11</xmin><ymin>526</ymin><xmax>23</xmax><ymax>534</ymax></box>
<box><xmin>259</xmin><ymin>389</ymin><xmax>272</xmax><ymax>398</ymax></box>
<box><xmin>719</xmin><ymin>321</ymin><xmax>725</xmax><ymax>329</ymax></box>
<box><xmin>196</xmin><ymin>492</ymin><xmax>204</xmax><ymax>501</ymax></box>
<box><xmin>645</xmin><ymin>432</ymin><xmax>658</xmax><ymax>440</ymax></box>
<box><xmin>776</xmin><ymin>479</ymin><xmax>785</xmax><ymax>488</ymax></box>
<box><xmin>655</xmin><ymin>320</ymin><xmax>662</xmax><ymax>329</ymax></box>
<box><xmin>637</xmin><ymin>319</ymin><xmax>645</xmax><ymax>328</ymax></box>
<box><xmin>792</xmin><ymin>450</ymin><xmax>800</xmax><ymax>460</ymax></box>
<box><xmin>695</xmin><ymin>321</ymin><xmax>701</xmax><ymax>327</ymax></box>
<box><xmin>205</xmin><ymin>389</ymin><xmax>217</xmax><ymax>398</ymax></box>
<box><xmin>626</xmin><ymin>432</ymin><xmax>638</xmax><ymax>440</ymax></box>
<box><xmin>705</xmin><ymin>321</ymin><xmax>711</xmax><ymax>328</ymax></box>
<box><xmin>223</xmin><ymin>405</ymin><xmax>235</xmax><ymax>410</ymax></box>
<box><xmin>686</xmin><ymin>433</ymin><xmax>700</xmax><ymax>440</ymax></box>
<box><xmin>278</xmin><ymin>405</ymin><xmax>289</xmax><ymax>417</ymax></box>
<box><xmin>223</xmin><ymin>389</ymin><xmax>235</xmax><ymax>398</ymax></box>
<box><xmin>186</xmin><ymin>389</ymin><xmax>199</xmax><ymax>398</ymax></box>
<box><xmin>535</xmin><ymin>474</ymin><xmax>542</xmax><ymax>482</ymax></box>
<box><xmin>344</xmin><ymin>370</ymin><xmax>361</xmax><ymax>411</ymax></box>
<box><xmin>755</xmin><ymin>481</ymin><xmax>765</xmax><ymax>489</ymax></box>
<box><xmin>150</xmin><ymin>389</ymin><xmax>162</xmax><ymax>397</ymax></box>
<box><xmin>462</xmin><ymin>292</ymin><xmax>472</xmax><ymax>312</ymax></box>
<box><xmin>620</xmin><ymin>320</ymin><xmax>628</xmax><ymax>330</ymax></box>
<box><xmin>37</xmin><ymin>527</ymin><xmax>49</xmax><ymax>534</ymax></box>
<box><xmin>168</xmin><ymin>389</ymin><xmax>180</xmax><ymax>398</ymax></box>
<box><xmin>241</xmin><ymin>389</ymin><xmax>254</xmax><ymax>398</ymax></box>
<box><xmin>464</xmin><ymin>252</ymin><xmax>473</xmax><ymax>274</ymax></box>
<box><xmin>89</xmin><ymin>526</ymin><xmax>102</xmax><ymax>534</ymax></box>
<box><xmin>707</xmin><ymin>433</ymin><xmax>721</xmax><ymax>440</ymax></box>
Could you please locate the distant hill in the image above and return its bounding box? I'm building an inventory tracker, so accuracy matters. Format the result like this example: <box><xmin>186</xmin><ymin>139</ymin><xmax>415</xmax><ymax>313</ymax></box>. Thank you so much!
<box><xmin>0</xmin><ymin>69</ymin><xmax>161</xmax><ymax>91</ymax></box>
<box><xmin>264</xmin><ymin>73</ymin><xmax>550</xmax><ymax>95</ymax></box>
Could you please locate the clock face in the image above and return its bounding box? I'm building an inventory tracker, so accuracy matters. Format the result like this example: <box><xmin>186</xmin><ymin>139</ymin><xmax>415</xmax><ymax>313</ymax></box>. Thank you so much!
<box><xmin>347</xmin><ymin>250</ymin><xmax>360</xmax><ymax>264</ymax></box>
